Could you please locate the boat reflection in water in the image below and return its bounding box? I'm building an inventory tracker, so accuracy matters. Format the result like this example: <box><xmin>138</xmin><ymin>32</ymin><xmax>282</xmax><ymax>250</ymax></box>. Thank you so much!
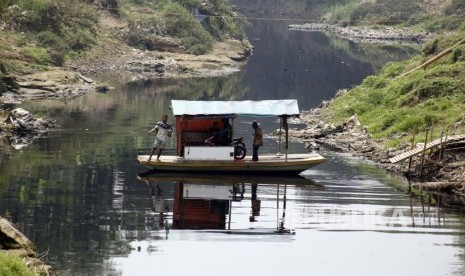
<box><xmin>137</xmin><ymin>171</ymin><xmax>324</xmax><ymax>236</ymax></box>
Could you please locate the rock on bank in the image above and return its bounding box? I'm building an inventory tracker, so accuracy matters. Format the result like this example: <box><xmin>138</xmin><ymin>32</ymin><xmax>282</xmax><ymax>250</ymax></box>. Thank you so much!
<box><xmin>1</xmin><ymin>69</ymin><xmax>101</xmax><ymax>104</ymax></box>
<box><xmin>0</xmin><ymin>216</ymin><xmax>53</xmax><ymax>275</ymax></box>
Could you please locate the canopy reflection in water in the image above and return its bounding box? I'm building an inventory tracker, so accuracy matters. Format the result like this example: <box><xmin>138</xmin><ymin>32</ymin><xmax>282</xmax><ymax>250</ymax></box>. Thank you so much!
<box><xmin>137</xmin><ymin>171</ymin><xmax>324</xmax><ymax>236</ymax></box>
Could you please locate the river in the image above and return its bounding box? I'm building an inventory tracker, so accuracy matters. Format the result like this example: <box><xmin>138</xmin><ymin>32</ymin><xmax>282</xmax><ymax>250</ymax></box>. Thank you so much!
<box><xmin>0</xmin><ymin>10</ymin><xmax>464</xmax><ymax>276</ymax></box>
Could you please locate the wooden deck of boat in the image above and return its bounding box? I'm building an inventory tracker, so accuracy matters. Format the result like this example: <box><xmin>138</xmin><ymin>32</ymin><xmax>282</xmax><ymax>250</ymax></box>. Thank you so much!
<box><xmin>137</xmin><ymin>153</ymin><xmax>325</xmax><ymax>174</ymax></box>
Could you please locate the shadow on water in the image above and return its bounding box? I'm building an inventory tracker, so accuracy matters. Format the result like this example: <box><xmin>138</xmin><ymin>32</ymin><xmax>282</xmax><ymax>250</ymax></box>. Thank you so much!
<box><xmin>136</xmin><ymin>171</ymin><xmax>325</xmax><ymax>236</ymax></box>
<box><xmin>135</xmin><ymin>167</ymin><xmax>462</xmax><ymax>236</ymax></box>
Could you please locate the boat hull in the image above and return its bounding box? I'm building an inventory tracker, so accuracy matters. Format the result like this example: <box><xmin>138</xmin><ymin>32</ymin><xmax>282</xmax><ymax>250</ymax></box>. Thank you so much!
<box><xmin>137</xmin><ymin>153</ymin><xmax>325</xmax><ymax>174</ymax></box>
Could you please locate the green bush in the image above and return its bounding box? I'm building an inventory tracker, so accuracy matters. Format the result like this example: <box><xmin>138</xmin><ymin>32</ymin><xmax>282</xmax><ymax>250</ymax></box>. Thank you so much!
<box><xmin>324</xmin><ymin>0</ymin><xmax>359</xmax><ymax>23</ymax></box>
<box><xmin>349</xmin><ymin>0</ymin><xmax>421</xmax><ymax>25</ymax></box>
<box><xmin>123</xmin><ymin>1</ymin><xmax>221</xmax><ymax>54</ymax></box>
<box><xmin>380</xmin><ymin>61</ymin><xmax>407</xmax><ymax>78</ymax></box>
<box><xmin>0</xmin><ymin>62</ymin><xmax>7</xmax><ymax>74</ymax></box>
<box><xmin>22</xmin><ymin>46</ymin><xmax>50</xmax><ymax>65</ymax></box>
<box><xmin>163</xmin><ymin>2</ymin><xmax>213</xmax><ymax>54</ymax></box>
<box><xmin>125</xmin><ymin>30</ymin><xmax>157</xmax><ymax>50</ymax></box>
<box><xmin>445</xmin><ymin>0</ymin><xmax>465</xmax><ymax>16</ymax></box>
<box><xmin>124</xmin><ymin>14</ymin><xmax>168</xmax><ymax>51</ymax></box>
<box><xmin>100</xmin><ymin>0</ymin><xmax>120</xmax><ymax>15</ymax></box>
<box><xmin>35</xmin><ymin>31</ymin><xmax>64</xmax><ymax>49</ymax></box>
<box><xmin>361</xmin><ymin>75</ymin><xmax>388</xmax><ymax>89</ymax></box>
<box><xmin>422</xmin><ymin>39</ymin><xmax>438</xmax><ymax>56</ymax></box>
<box><xmin>1</xmin><ymin>0</ymin><xmax>98</xmax><ymax>64</ymax></box>
<box><xmin>177</xmin><ymin>0</ymin><xmax>202</xmax><ymax>11</ymax></box>
<box><xmin>0</xmin><ymin>253</ymin><xmax>37</xmax><ymax>276</ymax></box>
<box><xmin>200</xmin><ymin>0</ymin><xmax>249</xmax><ymax>40</ymax></box>
<box><xmin>451</xmin><ymin>47</ymin><xmax>463</xmax><ymax>63</ymax></box>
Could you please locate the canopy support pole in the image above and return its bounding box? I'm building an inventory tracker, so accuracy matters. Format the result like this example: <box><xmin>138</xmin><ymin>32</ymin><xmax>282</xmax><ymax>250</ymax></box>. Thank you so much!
<box><xmin>179</xmin><ymin>115</ymin><xmax>184</xmax><ymax>157</ymax></box>
<box><xmin>277</xmin><ymin>117</ymin><xmax>283</xmax><ymax>156</ymax></box>
<box><xmin>276</xmin><ymin>184</ymin><xmax>280</xmax><ymax>230</ymax></box>
<box><xmin>283</xmin><ymin>116</ymin><xmax>289</xmax><ymax>162</ymax></box>
<box><xmin>228</xmin><ymin>199</ymin><xmax>232</xmax><ymax>230</ymax></box>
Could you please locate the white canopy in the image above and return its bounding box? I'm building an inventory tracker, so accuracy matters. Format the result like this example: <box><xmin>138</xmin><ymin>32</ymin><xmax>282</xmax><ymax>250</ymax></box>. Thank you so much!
<box><xmin>171</xmin><ymin>99</ymin><xmax>300</xmax><ymax>116</ymax></box>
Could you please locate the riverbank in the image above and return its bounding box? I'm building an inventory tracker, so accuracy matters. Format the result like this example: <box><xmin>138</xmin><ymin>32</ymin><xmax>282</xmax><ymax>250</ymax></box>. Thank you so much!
<box><xmin>1</xmin><ymin>10</ymin><xmax>252</xmax><ymax>105</ymax></box>
<box><xmin>0</xmin><ymin>36</ymin><xmax>251</xmax><ymax>148</ymax></box>
<box><xmin>0</xmin><ymin>0</ymin><xmax>253</xmax><ymax>105</ymax></box>
<box><xmin>288</xmin><ymin>23</ymin><xmax>435</xmax><ymax>44</ymax></box>
<box><xmin>0</xmin><ymin>40</ymin><xmax>251</xmax><ymax>104</ymax></box>
<box><xmin>0</xmin><ymin>216</ymin><xmax>53</xmax><ymax>275</ymax></box>
<box><xmin>287</xmin><ymin>90</ymin><xmax>465</xmax><ymax>202</ymax></box>
<box><xmin>66</xmin><ymin>37</ymin><xmax>252</xmax><ymax>80</ymax></box>
<box><xmin>0</xmin><ymin>6</ymin><xmax>252</xmax><ymax>150</ymax></box>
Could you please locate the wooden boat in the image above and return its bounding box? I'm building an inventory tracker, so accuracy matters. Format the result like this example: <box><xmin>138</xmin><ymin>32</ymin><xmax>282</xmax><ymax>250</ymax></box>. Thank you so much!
<box><xmin>138</xmin><ymin>99</ymin><xmax>325</xmax><ymax>174</ymax></box>
<box><xmin>138</xmin><ymin>153</ymin><xmax>325</xmax><ymax>174</ymax></box>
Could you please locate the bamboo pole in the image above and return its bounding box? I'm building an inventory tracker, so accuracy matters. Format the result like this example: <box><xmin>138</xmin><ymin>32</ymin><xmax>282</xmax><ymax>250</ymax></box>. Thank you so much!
<box><xmin>428</xmin><ymin>120</ymin><xmax>435</xmax><ymax>160</ymax></box>
<box><xmin>276</xmin><ymin>184</ymin><xmax>280</xmax><ymax>230</ymax></box>
<box><xmin>280</xmin><ymin>185</ymin><xmax>287</xmax><ymax>231</ymax></box>
<box><xmin>408</xmin><ymin>123</ymin><xmax>418</xmax><ymax>171</ymax></box>
<box><xmin>407</xmin><ymin>179</ymin><xmax>414</xmax><ymax>227</ymax></box>
<box><xmin>438</xmin><ymin>125</ymin><xmax>445</xmax><ymax>161</ymax></box>
<box><xmin>228</xmin><ymin>199</ymin><xmax>232</xmax><ymax>230</ymax></box>
<box><xmin>428</xmin><ymin>194</ymin><xmax>431</xmax><ymax>227</ymax></box>
<box><xmin>277</xmin><ymin>117</ymin><xmax>283</xmax><ymax>156</ymax></box>
<box><xmin>430</xmin><ymin>120</ymin><xmax>435</xmax><ymax>144</ymax></box>
<box><xmin>419</xmin><ymin>127</ymin><xmax>429</xmax><ymax>182</ymax></box>
<box><xmin>443</xmin><ymin>127</ymin><xmax>450</xmax><ymax>158</ymax></box>
<box><xmin>283</xmin><ymin>116</ymin><xmax>289</xmax><ymax>162</ymax></box>
<box><xmin>420</xmin><ymin>185</ymin><xmax>425</xmax><ymax>224</ymax></box>
<box><xmin>397</xmin><ymin>36</ymin><xmax>465</xmax><ymax>79</ymax></box>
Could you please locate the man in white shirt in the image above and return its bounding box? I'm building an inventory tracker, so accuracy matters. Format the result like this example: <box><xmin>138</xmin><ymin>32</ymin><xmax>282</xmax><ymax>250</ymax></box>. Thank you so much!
<box><xmin>147</xmin><ymin>114</ymin><xmax>173</xmax><ymax>162</ymax></box>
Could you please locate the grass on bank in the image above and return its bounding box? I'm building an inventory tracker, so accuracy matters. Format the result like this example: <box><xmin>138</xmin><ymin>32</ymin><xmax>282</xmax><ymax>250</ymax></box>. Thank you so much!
<box><xmin>0</xmin><ymin>252</ymin><xmax>37</xmax><ymax>276</ymax></box>
<box><xmin>119</xmin><ymin>0</ymin><xmax>248</xmax><ymax>54</ymax></box>
<box><xmin>325</xmin><ymin>0</ymin><xmax>464</xmax><ymax>31</ymax></box>
<box><xmin>0</xmin><ymin>0</ymin><xmax>99</xmax><ymax>67</ymax></box>
<box><xmin>324</xmin><ymin>26</ymin><xmax>465</xmax><ymax>148</ymax></box>
<box><xmin>0</xmin><ymin>0</ymin><xmax>248</xmax><ymax>65</ymax></box>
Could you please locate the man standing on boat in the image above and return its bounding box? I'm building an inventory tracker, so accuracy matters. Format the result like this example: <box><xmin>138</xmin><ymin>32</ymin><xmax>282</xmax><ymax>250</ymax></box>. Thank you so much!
<box><xmin>147</xmin><ymin>114</ymin><xmax>173</xmax><ymax>162</ymax></box>
<box><xmin>252</xmin><ymin>121</ymin><xmax>263</xmax><ymax>161</ymax></box>
<box><xmin>219</xmin><ymin>118</ymin><xmax>232</xmax><ymax>145</ymax></box>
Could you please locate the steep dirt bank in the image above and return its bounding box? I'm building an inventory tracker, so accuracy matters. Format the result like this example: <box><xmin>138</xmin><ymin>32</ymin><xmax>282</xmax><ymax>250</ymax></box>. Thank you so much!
<box><xmin>0</xmin><ymin>38</ymin><xmax>252</xmax><ymax>105</ymax></box>
<box><xmin>286</xmin><ymin>91</ymin><xmax>465</xmax><ymax>201</ymax></box>
<box><xmin>65</xmin><ymin>10</ymin><xmax>252</xmax><ymax>79</ymax></box>
<box><xmin>1</xmin><ymin>14</ymin><xmax>252</xmax><ymax>105</ymax></box>
<box><xmin>66</xmin><ymin>38</ymin><xmax>252</xmax><ymax>80</ymax></box>
<box><xmin>1</xmin><ymin>69</ymin><xmax>101</xmax><ymax>104</ymax></box>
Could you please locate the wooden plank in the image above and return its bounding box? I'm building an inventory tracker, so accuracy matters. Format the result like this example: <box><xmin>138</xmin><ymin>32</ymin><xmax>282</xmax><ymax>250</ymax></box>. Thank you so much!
<box><xmin>389</xmin><ymin>134</ymin><xmax>465</xmax><ymax>163</ymax></box>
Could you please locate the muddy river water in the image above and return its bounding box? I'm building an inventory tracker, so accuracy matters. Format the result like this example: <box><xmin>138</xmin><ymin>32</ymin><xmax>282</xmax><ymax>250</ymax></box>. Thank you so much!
<box><xmin>0</xmin><ymin>14</ymin><xmax>464</xmax><ymax>276</ymax></box>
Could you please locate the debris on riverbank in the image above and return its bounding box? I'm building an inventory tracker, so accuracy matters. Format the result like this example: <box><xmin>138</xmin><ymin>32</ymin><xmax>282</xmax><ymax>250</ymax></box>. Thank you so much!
<box><xmin>288</xmin><ymin>23</ymin><xmax>435</xmax><ymax>44</ymax></box>
<box><xmin>0</xmin><ymin>216</ymin><xmax>53</xmax><ymax>275</ymax></box>
<box><xmin>1</xmin><ymin>69</ymin><xmax>101</xmax><ymax>104</ymax></box>
<box><xmin>282</xmin><ymin>90</ymin><xmax>465</xmax><ymax>198</ymax></box>
<box><xmin>66</xmin><ymin>38</ymin><xmax>253</xmax><ymax>80</ymax></box>
<box><xmin>0</xmin><ymin>107</ymin><xmax>56</xmax><ymax>150</ymax></box>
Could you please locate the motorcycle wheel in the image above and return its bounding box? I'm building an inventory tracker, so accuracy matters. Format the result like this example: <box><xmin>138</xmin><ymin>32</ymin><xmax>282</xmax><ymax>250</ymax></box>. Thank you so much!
<box><xmin>234</xmin><ymin>145</ymin><xmax>247</xmax><ymax>160</ymax></box>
